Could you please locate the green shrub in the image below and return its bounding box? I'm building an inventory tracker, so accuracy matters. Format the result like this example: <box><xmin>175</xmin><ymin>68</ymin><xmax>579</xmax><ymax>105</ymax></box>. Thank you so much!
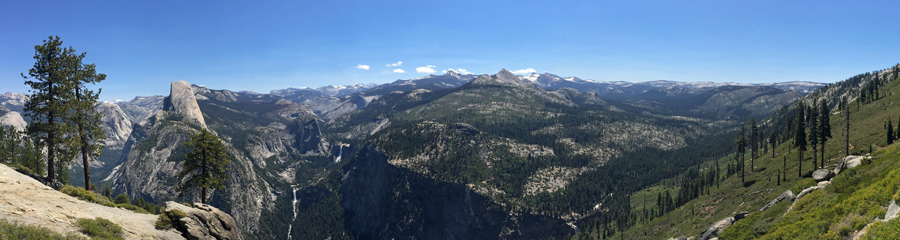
<box><xmin>169</xmin><ymin>209</ymin><xmax>187</xmax><ymax>219</ymax></box>
<box><xmin>114</xmin><ymin>203</ymin><xmax>150</xmax><ymax>214</ymax></box>
<box><xmin>0</xmin><ymin>219</ymin><xmax>86</xmax><ymax>240</ymax></box>
<box><xmin>7</xmin><ymin>163</ymin><xmax>36</xmax><ymax>176</ymax></box>
<box><xmin>863</xmin><ymin>218</ymin><xmax>900</xmax><ymax>240</ymax></box>
<box><xmin>75</xmin><ymin>218</ymin><xmax>123</xmax><ymax>240</ymax></box>
<box><xmin>61</xmin><ymin>185</ymin><xmax>114</xmax><ymax>207</ymax></box>
<box><xmin>133</xmin><ymin>196</ymin><xmax>159</xmax><ymax>214</ymax></box>
<box><xmin>155</xmin><ymin>213</ymin><xmax>173</xmax><ymax>230</ymax></box>
<box><xmin>719</xmin><ymin>211</ymin><xmax>763</xmax><ymax>240</ymax></box>
<box><xmin>114</xmin><ymin>193</ymin><xmax>129</xmax><ymax>204</ymax></box>
<box><xmin>156</xmin><ymin>209</ymin><xmax>187</xmax><ymax>230</ymax></box>
<box><xmin>790</xmin><ymin>178</ymin><xmax>818</xmax><ymax>194</ymax></box>
<box><xmin>61</xmin><ymin>185</ymin><xmax>158</xmax><ymax>214</ymax></box>
<box><xmin>102</xmin><ymin>185</ymin><xmax>112</xmax><ymax>199</ymax></box>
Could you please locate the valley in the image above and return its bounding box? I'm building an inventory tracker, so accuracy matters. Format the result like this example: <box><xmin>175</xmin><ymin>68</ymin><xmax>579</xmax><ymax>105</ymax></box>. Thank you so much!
<box><xmin>0</xmin><ymin>68</ymin><xmax>835</xmax><ymax>239</ymax></box>
<box><xmin>4</xmin><ymin>2</ymin><xmax>899</xmax><ymax>239</ymax></box>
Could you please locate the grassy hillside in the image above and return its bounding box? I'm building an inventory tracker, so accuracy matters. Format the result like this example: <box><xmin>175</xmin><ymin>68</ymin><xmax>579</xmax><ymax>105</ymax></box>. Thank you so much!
<box><xmin>577</xmin><ymin>66</ymin><xmax>900</xmax><ymax>239</ymax></box>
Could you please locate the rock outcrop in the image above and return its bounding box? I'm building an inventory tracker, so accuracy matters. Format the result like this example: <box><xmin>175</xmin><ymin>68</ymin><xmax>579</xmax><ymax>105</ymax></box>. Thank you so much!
<box><xmin>835</xmin><ymin>155</ymin><xmax>866</xmax><ymax>175</ymax></box>
<box><xmin>851</xmin><ymin>201</ymin><xmax>900</xmax><ymax>240</ymax></box>
<box><xmin>0</xmin><ymin>108</ymin><xmax>26</xmax><ymax>132</ymax></box>
<box><xmin>0</xmin><ymin>163</ymin><xmax>184</xmax><ymax>239</ymax></box>
<box><xmin>290</xmin><ymin>119</ymin><xmax>329</xmax><ymax>155</ymax></box>
<box><xmin>96</xmin><ymin>102</ymin><xmax>133</xmax><ymax>148</ymax></box>
<box><xmin>698</xmin><ymin>212</ymin><xmax>750</xmax><ymax>240</ymax></box>
<box><xmin>116</xmin><ymin>95</ymin><xmax>165</xmax><ymax>124</ymax></box>
<box><xmin>760</xmin><ymin>190</ymin><xmax>795</xmax><ymax>212</ymax></box>
<box><xmin>885</xmin><ymin>201</ymin><xmax>900</xmax><ymax>222</ymax></box>
<box><xmin>164</xmin><ymin>201</ymin><xmax>243</xmax><ymax>240</ymax></box>
<box><xmin>165</xmin><ymin>81</ymin><xmax>206</xmax><ymax>126</ymax></box>
<box><xmin>0</xmin><ymin>92</ymin><xmax>28</xmax><ymax>113</ymax></box>
<box><xmin>699</xmin><ymin>217</ymin><xmax>735</xmax><ymax>240</ymax></box>
<box><xmin>785</xmin><ymin>181</ymin><xmax>831</xmax><ymax>215</ymax></box>
<box><xmin>812</xmin><ymin>169</ymin><xmax>836</xmax><ymax>182</ymax></box>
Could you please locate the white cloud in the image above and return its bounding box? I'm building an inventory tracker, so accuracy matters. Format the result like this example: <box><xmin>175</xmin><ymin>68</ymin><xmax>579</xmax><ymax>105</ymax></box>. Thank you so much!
<box><xmin>511</xmin><ymin>68</ymin><xmax>537</xmax><ymax>75</ymax></box>
<box><xmin>416</xmin><ymin>65</ymin><xmax>437</xmax><ymax>74</ymax></box>
<box><xmin>393</xmin><ymin>69</ymin><xmax>406</xmax><ymax>73</ymax></box>
<box><xmin>387</xmin><ymin>61</ymin><xmax>403</xmax><ymax>67</ymax></box>
<box><xmin>442</xmin><ymin>68</ymin><xmax>473</xmax><ymax>74</ymax></box>
<box><xmin>356</xmin><ymin>64</ymin><xmax>370</xmax><ymax>70</ymax></box>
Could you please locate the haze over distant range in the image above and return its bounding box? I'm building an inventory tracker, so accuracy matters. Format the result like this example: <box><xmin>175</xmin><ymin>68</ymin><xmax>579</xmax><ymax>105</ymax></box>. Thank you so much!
<box><xmin>2</xmin><ymin>1</ymin><xmax>900</xmax><ymax>101</ymax></box>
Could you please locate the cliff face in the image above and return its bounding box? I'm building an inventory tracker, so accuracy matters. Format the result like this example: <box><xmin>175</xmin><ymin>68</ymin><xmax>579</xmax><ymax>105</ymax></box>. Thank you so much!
<box><xmin>111</xmin><ymin>81</ymin><xmax>331</xmax><ymax>237</ymax></box>
<box><xmin>164</xmin><ymin>81</ymin><xmax>206</xmax><ymax>126</ymax></box>
<box><xmin>116</xmin><ymin>96</ymin><xmax>165</xmax><ymax>124</ymax></box>
<box><xmin>290</xmin><ymin>119</ymin><xmax>329</xmax><ymax>155</ymax></box>
<box><xmin>95</xmin><ymin>102</ymin><xmax>133</xmax><ymax>148</ymax></box>
<box><xmin>340</xmin><ymin>144</ymin><xmax>573</xmax><ymax>239</ymax></box>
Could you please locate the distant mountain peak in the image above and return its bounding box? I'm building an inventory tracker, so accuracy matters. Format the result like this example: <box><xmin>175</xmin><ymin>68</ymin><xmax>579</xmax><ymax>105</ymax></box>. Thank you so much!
<box><xmin>466</xmin><ymin>69</ymin><xmax>545</xmax><ymax>88</ymax></box>
<box><xmin>496</xmin><ymin>69</ymin><xmax>517</xmax><ymax>80</ymax></box>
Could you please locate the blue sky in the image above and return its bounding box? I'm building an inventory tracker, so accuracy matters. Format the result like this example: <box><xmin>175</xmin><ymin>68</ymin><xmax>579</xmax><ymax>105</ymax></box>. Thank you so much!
<box><xmin>2</xmin><ymin>0</ymin><xmax>899</xmax><ymax>101</ymax></box>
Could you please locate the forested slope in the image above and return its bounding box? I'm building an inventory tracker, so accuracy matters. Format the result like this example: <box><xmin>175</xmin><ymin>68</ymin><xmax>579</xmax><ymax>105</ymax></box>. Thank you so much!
<box><xmin>583</xmin><ymin>64</ymin><xmax>900</xmax><ymax>239</ymax></box>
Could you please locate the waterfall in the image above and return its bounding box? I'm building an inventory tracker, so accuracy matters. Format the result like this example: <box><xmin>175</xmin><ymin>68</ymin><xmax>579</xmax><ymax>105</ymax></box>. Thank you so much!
<box><xmin>334</xmin><ymin>145</ymin><xmax>343</xmax><ymax>163</ymax></box>
<box><xmin>287</xmin><ymin>187</ymin><xmax>299</xmax><ymax>240</ymax></box>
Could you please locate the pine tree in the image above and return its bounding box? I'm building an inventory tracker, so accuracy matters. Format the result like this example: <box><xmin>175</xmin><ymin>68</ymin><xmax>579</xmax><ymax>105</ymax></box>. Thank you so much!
<box><xmin>715</xmin><ymin>158</ymin><xmax>720</xmax><ymax>188</ymax></box>
<box><xmin>66</xmin><ymin>51</ymin><xmax>106</xmax><ymax>191</ymax></box>
<box><xmin>857</xmin><ymin>90</ymin><xmax>862</xmax><ymax>111</ymax></box>
<box><xmin>749</xmin><ymin>118</ymin><xmax>758</xmax><ymax>170</ymax></box>
<box><xmin>22</xmin><ymin>136</ymin><xmax>45</xmax><ymax>175</ymax></box>
<box><xmin>0</xmin><ymin>126</ymin><xmax>17</xmax><ymax>164</ymax></box>
<box><xmin>770</xmin><ymin>130</ymin><xmax>778</xmax><ymax>159</ymax></box>
<box><xmin>734</xmin><ymin>131</ymin><xmax>741</xmax><ymax>180</ymax></box>
<box><xmin>782</xmin><ymin>156</ymin><xmax>787</xmax><ymax>181</ymax></box>
<box><xmin>808</xmin><ymin>102</ymin><xmax>819</xmax><ymax>169</ymax></box>
<box><xmin>22</xmin><ymin>36</ymin><xmax>80</xmax><ymax>182</ymax></box>
<box><xmin>845</xmin><ymin>97</ymin><xmax>851</xmax><ymax>156</ymax></box>
<box><xmin>738</xmin><ymin>126</ymin><xmax>746</xmax><ymax>183</ymax></box>
<box><xmin>656</xmin><ymin>192</ymin><xmax>663</xmax><ymax>217</ymax></box>
<box><xmin>888</xmin><ymin>120</ymin><xmax>894</xmax><ymax>145</ymax></box>
<box><xmin>818</xmin><ymin>99</ymin><xmax>831</xmax><ymax>168</ymax></box>
<box><xmin>176</xmin><ymin>128</ymin><xmax>230</xmax><ymax>204</ymax></box>
<box><xmin>794</xmin><ymin>103</ymin><xmax>807</xmax><ymax>177</ymax></box>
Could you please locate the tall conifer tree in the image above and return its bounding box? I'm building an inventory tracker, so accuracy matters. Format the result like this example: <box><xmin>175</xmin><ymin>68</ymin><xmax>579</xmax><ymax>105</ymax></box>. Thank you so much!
<box><xmin>844</xmin><ymin>97</ymin><xmax>851</xmax><ymax>156</ymax></box>
<box><xmin>808</xmin><ymin>102</ymin><xmax>819</xmax><ymax>169</ymax></box>
<box><xmin>888</xmin><ymin>120</ymin><xmax>894</xmax><ymax>145</ymax></box>
<box><xmin>22</xmin><ymin>36</ymin><xmax>79</xmax><ymax>182</ymax></box>
<box><xmin>794</xmin><ymin>103</ymin><xmax>807</xmax><ymax>177</ymax></box>
<box><xmin>177</xmin><ymin>128</ymin><xmax>230</xmax><ymax>204</ymax></box>
<box><xmin>749</xmin><ymin>118</ymin><xmax>757</xmax><ymax>170</ymax></box>
<box><xmin>65</xmin><ymin>48</ymin><xmax>106</xmax><ymax>191</ymax></box>
<box><xmin>818</xmin><ymin>99</ymin><xmax>831</xmax><ymax>168</ymax></box>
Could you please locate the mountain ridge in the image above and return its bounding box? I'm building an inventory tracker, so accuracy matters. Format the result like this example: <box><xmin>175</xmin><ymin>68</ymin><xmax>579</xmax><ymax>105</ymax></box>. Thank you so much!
<box><xmin>0</xmin><ymin>68</ymin><xmax>833</xmax><ymax>239</ymax></box>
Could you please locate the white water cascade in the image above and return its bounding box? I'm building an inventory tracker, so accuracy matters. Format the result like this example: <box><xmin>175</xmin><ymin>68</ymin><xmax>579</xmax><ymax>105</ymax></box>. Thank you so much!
<box><xmin>287</xmin><ymin>187</ymin><xmax>299</xmax><ymax>240</ymax></box>
<box><xmin>334</xmin><ymin>145</ymin><xmax>343</xmax><ymax>163</ymax></box>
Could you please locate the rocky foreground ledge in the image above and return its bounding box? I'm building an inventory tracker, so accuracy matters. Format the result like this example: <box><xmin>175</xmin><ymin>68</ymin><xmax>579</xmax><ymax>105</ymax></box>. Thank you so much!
<box><xmin>0</xmin><ymin>163</ymin><xmax>222</xmax><ymax>239</ymax></box>
<box><xmin>163</xmin><ymin>201</ymin><xmax>243</xmax><ymax>240</ymax></box>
